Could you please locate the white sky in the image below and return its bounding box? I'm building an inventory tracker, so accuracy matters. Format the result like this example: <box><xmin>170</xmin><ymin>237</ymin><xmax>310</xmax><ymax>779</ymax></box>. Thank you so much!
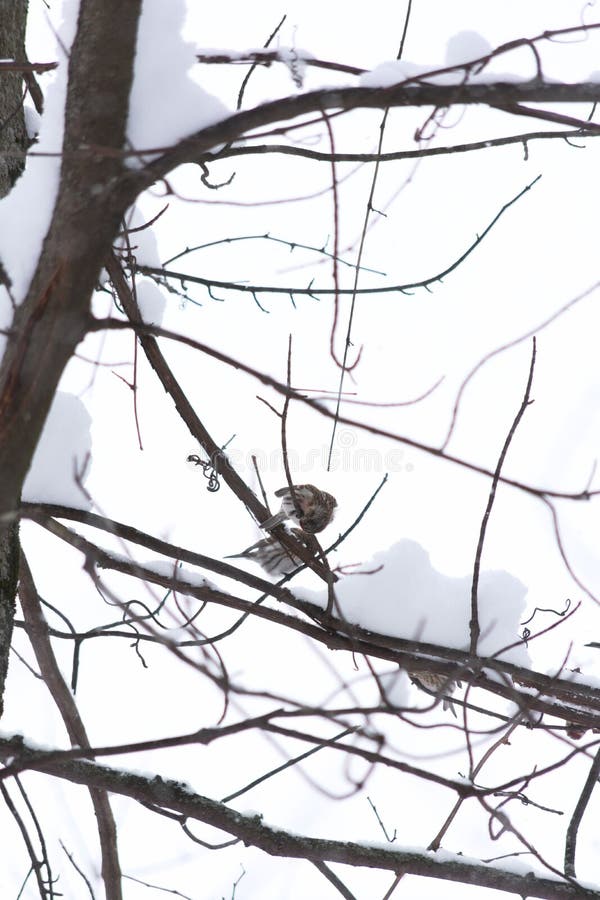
<box><xmin>7</xmin><ymin>1</ymin><xmax>600</xmax><ymax>897</ymax></box>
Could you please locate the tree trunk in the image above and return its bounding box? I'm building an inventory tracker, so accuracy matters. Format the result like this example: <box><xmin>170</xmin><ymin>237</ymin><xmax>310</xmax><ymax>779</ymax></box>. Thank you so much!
<box><xmin>0</xmin><ymin>0</ymin><xmax>29</xmax><ymax>198</ymax></box>
<box><xmin>0</xmin><ymin>0</ymin><xmax>29</xmax><ymax>717</ymax></box>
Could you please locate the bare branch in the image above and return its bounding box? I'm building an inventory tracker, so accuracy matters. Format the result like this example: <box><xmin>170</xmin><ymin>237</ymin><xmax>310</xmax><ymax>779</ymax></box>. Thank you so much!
<box><xmin>0</xmin><ymin>738</ymin><xmax>597</xmax><ymax>900</ymax></box>
<box><xmin>19</xmin><ymin>555</ymin><xmax>122</xmax><ymax>900</ymax></box>
<box><xmin>90</xmin><ymin>315</ymin><xmax>600</xmax><ymax>504</ymax></box>
<box><xmin>564</xmin><ymin>747</ymin><xmax>600</xmax><ymax>877</ymax></box>
<box><xmin>137</xmin><ymin>175</ymin><xmax>541</xmax><ymax>299</ymax></box>
<box><xmin>470</xmin><ymin>338</ymin><xmax>536</xmax><ymax>653</ymax></box>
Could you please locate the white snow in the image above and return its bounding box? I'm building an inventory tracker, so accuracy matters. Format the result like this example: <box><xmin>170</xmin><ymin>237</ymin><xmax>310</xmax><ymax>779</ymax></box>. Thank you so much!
<box><xmin>137</xmin><ymin>557</ymin><xmax>217</xmax><ymax>590</ymax></box>
<box><xmin>445</xmin><ymin>30</ymin><xmax>492</xmax><ymax>66</ymax></box>
<box><xmin>360</xmin><ymin>60</ymin><xmax>462</xmax><ymax>89</ymax></box>
<box><xmin>360</xmin><ymin>58</ymin><xmax>524</xmax><ymax>89</ymax></box>
<box><xmin>298</xmin><ymin>540</ymin><xmax>530</xmax><ymax>665</ymax></box>
<box><xmin>23</xmin><ymin>104</ymin><xmax>41</xmax><ymax>140</ymax></box>
<box><xmin>0</xmin><ymin>0</ymin><xmax>80</xmax><ymax>309</ymax></box>
<box><xmin>114</xmin><ymin>202</ymin><xmax>162</xmax><ymax>268</ymax></box>
<box><xmin>361</xmin><ymin>30</ymin><xmax>530</xmax><ymax>90</ymax></box>
<box><xmin>126</xmin><ymin>0</ymin><xmax>231</xmax><ymax>163</ymax></box>
<box><xmin>136</xmin><ymin>279</ymin><xmax>166</xmax><ymax>326</ymax></box>
<box><xmin>23</xmin><ymin>391</ymin><xmax>92</xmax><ymax>509</ymax></box>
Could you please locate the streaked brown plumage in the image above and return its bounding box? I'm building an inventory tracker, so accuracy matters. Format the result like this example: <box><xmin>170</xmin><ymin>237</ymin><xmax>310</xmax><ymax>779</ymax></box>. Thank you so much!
<box><xmin>261</xmin><ymin>483</ymin><xmax>337</xmax><ymax>534</ymax></box>
<box><xmin>225</xmin><ymin>534</ymin><xmax>303</xmax><ymax>576</ymax></box>
<box><xmin>409</xmin><ymin>671</ymin><xmax>461</xmax><ymax>716</ymax></box>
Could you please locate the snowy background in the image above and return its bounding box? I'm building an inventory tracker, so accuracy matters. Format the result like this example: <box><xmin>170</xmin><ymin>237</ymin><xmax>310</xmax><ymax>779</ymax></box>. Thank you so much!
<box><xmin>4</xmin><ymin>0</ymin><xmax>600</xmax><ymax>897</ymax></box>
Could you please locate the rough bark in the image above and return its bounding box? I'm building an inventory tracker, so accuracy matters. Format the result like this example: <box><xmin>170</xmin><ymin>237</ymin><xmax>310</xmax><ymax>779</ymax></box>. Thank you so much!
<box><xmin>0</xmin><ymin>0</ymin><xmax>28</xmax><ymax>198</ymax></box>
<box><xmin>0</xmin><ymin>0</ymin><xmax>142</xmax><ymax>719</ymax></box>
<box><xmin>0</xmin><ymin>738</ymin><xmax>596</xmax><ymax>900</ymax></box>
<box><xmin>0</xmin><ymin>0</ymin><xmax>29</xmax><ymax>719</ymax></box>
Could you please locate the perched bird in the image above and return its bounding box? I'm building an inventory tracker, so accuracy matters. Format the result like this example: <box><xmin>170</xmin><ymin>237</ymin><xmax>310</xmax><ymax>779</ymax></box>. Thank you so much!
<box><xmin>261</xmin><ymin>483</ymin><xmax>337</xmax><ymax>534</ymax></box>
<box><xmin>409</xmin><ymin>671</ymin><xmax>461</xmax><ymax>716</ymax></box>
<box><xmin>225</xmin><ymin>535</ymin><xmax>303</xmax><ymax>576</ymax></box>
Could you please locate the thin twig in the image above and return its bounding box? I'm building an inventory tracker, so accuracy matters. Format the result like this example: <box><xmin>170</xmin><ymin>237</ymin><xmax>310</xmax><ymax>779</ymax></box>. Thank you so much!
<box><xmin>93</xmin><ymin>316</ymin><xmax>589</xmax><ymax>505</ymax></box>
<box><xmin>60</xmin><ymin>842</ymin><xmax>96</xmax><ymax>900</ymax></box>
<box><xmin>106</xmin><ymin>252</ymin><xmax>333</xmax><ymax>581</ymax></box>
<box><xmin>251</xmin><ymin>455</ymin><xmax>270</xmax><ymax>509</ymax></box>
<box><xmin>429</xmin><ymin>715</ymin><xmax>524</xmax><ymax>851</ymax></box>
<box><xmin>312</xmin><ymin>861</ymin><xmax>358</xmax><ymax>900</ymax></box>
<box><xmin>321</xmin><ymin>111</ymin><xmax>346</xmax><ymax>371</ymax></box>
<box><xmin>281</xmin><ymin>335</ymin><xmax>296</xmax><ymax>501</ymax></box>
<box><xmin>221</xmin><ymin>727</ymin><xmax>356</xmax><ymax>803</ymax></box>
<box><xmin>213</xmin><ymin>126</ymin><xmax>600</xmax><ymax>164</ymax></box>
<box><xmin>470</xmin><ymin>338</ymin><xmax>536</xmax><ymax>654</ymax></box>
<box><xmin>19</xmin><ymin>555</ymin><xmax>123</xmax><ymax>899</ymax></box>
<box><xmin>441</xmin><ymin>279</ymin><xmax>599</xmax><ymax>451</ymax></box>
<box><xmin>119</xmin><ymin>222</ymin><xmax>144</xmax><ymax>450</ymax></box>
<box><xmin>0</xmin><ymin>782</ymin><xmax>50</xmax><ymax>900</ymax></box>
<box><xmin>564</xmin><ymin>747</ymin><xmax>600</xmax><ymax>877</ymax></box>
<box><xmin>139</xmin><ymin>175</ymin><xmax>541</xmax><ymax>301</ymax></box>
<box><xmin>237</xmin><ymin>15</ymin><xmax>287</xmax><ymax>110</ymax></box>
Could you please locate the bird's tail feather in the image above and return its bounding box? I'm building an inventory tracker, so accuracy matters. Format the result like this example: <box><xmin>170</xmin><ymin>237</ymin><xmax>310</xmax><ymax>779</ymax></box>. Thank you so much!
<box><xmin>225</xmin><ymin>538</ymin><xmax>264</xmax><ymax>558</ymax></box>
<box><xmin>260</xmin><ymin>511</ymin><xmax>287</xmax><ymax>531</ymax></box>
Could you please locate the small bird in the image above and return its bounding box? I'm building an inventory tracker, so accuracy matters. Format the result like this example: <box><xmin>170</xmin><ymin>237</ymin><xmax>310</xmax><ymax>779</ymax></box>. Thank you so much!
<box><xmin>409</xmin><ymin>671</ymin><xmax>461</xmax><ymax>716</ymax></box>
<box><xmin>261</xmin><ymin>483</ymin><xmax>337</xmax><ymax>534</ymax></box>
<box><xmin>225</xmin><ymin>535</ymin><xmax>303</xmax><ymax>576</ymax></box>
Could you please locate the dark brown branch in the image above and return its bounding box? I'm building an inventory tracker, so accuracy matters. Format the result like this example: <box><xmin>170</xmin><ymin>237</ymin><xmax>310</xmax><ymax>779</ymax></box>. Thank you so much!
<box><xmin>137</xmin><ymin>174</ymin><xmax>540</xmax><ymax>298</ymax></box>
<box><xmin>312</xmin><ymin>861</ymin><xmax>357</xmax><ymax>900</ymax></box>
<box><xmin>0</xmin><ymin>60</ymin><xmax>56</xmax><ymax>73</ymax></box>
<box><xmin>196</xmin><ymin>25</ymin><xmax>600</xmax><ymax>93</ymax></box>
<box><xmin>197</xmin><ymin>48</ymin><xmax>367</xmax><ymax>77</ymax></box>
<box><xmin>470</xmin><ymin>339</ymin><xmax>536</xmax><ymax>653</ymax></box>
<box><xmin>0</xmin><ymin>737</ymin><xmax>597</xmax><ymax>900</ymax></box>
<box><xmin>429</xmin><ymin>717</ymin><xmax>524</xmax><ymax>851</ymax></box>
<box><xmin>491</xmin><ymin>101</ymin><xmax>599</xmax><ymax>132</ymax></box>
<box><xmin>23</xmin><ymin>512</ymin><xmax>600</xmax><ymax>732</ymax></box>
<box><xmin>105</xmin><ymin>253</ymin><xmax>334</xmax><ymax>582</ymax></box>
<box><xmin>134</xmin><ymin>80</ymin><xmax>600</xmax><ymax>187</ymax></box>
<box><xmin>21</xmin><ymin>502</ymin><xmax>299</xmax><ymax>603</ymax></box>
<box><xmin>60</xmin><ymin>842</ymin><xmax>96</xmax><ymax>899</ymax></box>
<box><xmin>18</xmin><ymin>555</ymin><xmax>122</xmax><ymax>900</ymax></box>
<box><xmin>211</xmin><ymin>127</ymin><xmax>600</xmax><ymax>164</ymax></box>
<box><xmin>0</xmin><ymin>0</ymin><xmax>143</xmax><ymax>726</ymax></box>
<box><xmin>564</xmin><ymin>747</ymin><xmax>600</xmax><ymax>877</ymax></box>
<box><xmin>89</xmin><ymin>315</ymin><xmax>599</xmax><ymax>504</ymax></box>
<box><xmin>326</xmin><ymin>45</ymin><xmax>403</xmax><ymax>464</ymax></box>
<box><xmin>0</xmin><ymin>781</ymin><xmax>50</xmax><ymax>898</ymax></box>
<box><xmin>221</xmin><ymin>727</ymin><xmax>357</xmax><ymax>804</ymax></box>
<box><xmin>236</xmin><ymin>17</ymin><xmax>287</xmax><ymax>110</ymax></box>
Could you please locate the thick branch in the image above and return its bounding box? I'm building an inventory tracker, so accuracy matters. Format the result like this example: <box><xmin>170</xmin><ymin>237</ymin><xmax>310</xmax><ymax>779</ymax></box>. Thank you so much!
<box><xmin>127</xmin><ymin>80</ymin><xmax>600</xmax><ymax>191</ymax></box>
<box><xmin>0</xmin><ymin>0</ymin><xmax>142</xmax><ymax>723</ymax></box>
<box><xmin>0</xmin><ymin>0</ymin><xmax>28</xmax><ymax>196</ymax></box>
<box><xmin>0</xmin><ymin>0</ymin><xmax>142</xmax><ymax>511</ymax></box>
<box><xmin>23</xmin><ymin>511</ymin><xmax>600</xmax><ymax>732</ymax></box>
<box><xmin>105</xmin><ymin>254</ymin><xmax>334</xmax><ymax>581</ymax></box>
<box><xmin>0</xmin><ymin>737</ymin><xmax>596</xmax><ymax>900</ymax></box>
